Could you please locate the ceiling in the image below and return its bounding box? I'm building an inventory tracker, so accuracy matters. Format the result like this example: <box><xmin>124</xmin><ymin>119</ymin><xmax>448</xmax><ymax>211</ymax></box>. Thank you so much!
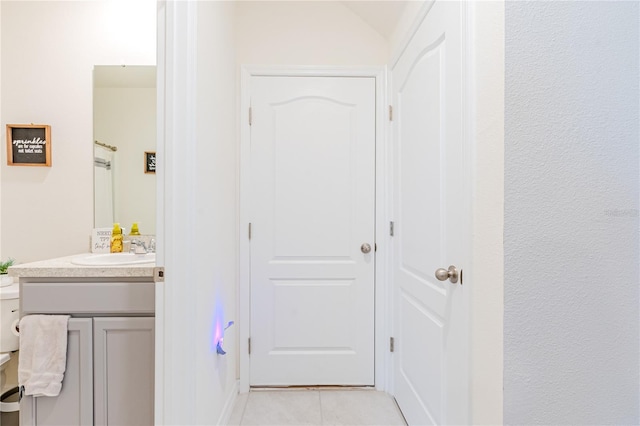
<box><xmin>340</xmin><ymin>1</ymin><xmax>409</xmax><ymax>40</ymax></box>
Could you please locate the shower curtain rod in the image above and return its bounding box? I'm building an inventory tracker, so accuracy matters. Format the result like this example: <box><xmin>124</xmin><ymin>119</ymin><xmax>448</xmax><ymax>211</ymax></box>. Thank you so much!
<box><xmin>94</xmin><ymin>140</ymin><xmax>118</xmax><ymax>152</ymax></box>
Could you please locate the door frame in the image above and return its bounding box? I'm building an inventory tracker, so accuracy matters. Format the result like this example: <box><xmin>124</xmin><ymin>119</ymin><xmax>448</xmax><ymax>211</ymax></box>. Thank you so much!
<box><xmin>238</xmin><ymin>66</ymin><xmax>390</xmax><ymax>393</ymax></box>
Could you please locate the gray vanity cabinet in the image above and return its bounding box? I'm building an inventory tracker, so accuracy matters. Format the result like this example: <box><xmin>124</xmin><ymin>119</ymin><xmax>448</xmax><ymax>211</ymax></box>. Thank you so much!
<box><xmin>19</xmin><ymin>279</ymin><xmax>155</xmax><ymax>426</ymax></box>
<box><xmin>21</xmin><ymin>316</ymin><xmax>155</xmax><ymax>426</ymax></box>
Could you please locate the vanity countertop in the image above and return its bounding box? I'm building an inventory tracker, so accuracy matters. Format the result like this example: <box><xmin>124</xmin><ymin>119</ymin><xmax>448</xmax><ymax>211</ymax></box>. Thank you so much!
<box><xmin>8</xmin><ymin>253</ymin><xmax>155</xmax><ymax>279</ymax></box>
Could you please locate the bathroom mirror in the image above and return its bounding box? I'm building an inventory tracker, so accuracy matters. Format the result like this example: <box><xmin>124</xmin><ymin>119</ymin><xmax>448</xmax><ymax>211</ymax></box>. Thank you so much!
<box><xmin>93</xmin><ymin>65</ymin><xmax>156</xmax><ymax>235</ymax></box>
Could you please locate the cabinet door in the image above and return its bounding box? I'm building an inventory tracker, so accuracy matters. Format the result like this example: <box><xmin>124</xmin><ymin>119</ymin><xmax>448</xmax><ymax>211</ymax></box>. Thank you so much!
<box><xmin>20</xmin><ymin>318</ymin><xmax>93</xmax><ymax>426</ymax></box>
<box><xmin>93</xmin><ymin>317</ymin><xmax>155</xmax><ymax>426</ymax></box>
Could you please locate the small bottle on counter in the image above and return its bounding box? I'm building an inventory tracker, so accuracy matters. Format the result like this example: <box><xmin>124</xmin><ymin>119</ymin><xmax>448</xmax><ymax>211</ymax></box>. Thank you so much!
<box><xmin>129</xmin><ymin>222</ymin><xmax>141</xmax><ymax>236</ymax></box>
<box><xmin>123</xmin><ymin>222</ymin><xmax>140</xmax><ymax>253</ymax></box>
<box><xmin>110</xmin><ymin>223</ymin><xmax>124</xmax><ymax>253</ymax></box>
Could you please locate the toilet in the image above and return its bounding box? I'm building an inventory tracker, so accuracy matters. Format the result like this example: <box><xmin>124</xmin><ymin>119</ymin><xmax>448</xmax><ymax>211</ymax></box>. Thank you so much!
<box><xmin>0</xmin><ymin>280</ymin><xmax>19</xmax><ymax>414</ymax></box>
<box><xmin>0</xmin><ymin>354</ymin><xmax>11</xmax><ymax>387</ymax></box>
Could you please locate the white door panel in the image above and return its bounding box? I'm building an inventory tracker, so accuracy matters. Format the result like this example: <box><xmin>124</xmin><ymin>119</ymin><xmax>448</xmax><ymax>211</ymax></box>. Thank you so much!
<box><xmin>250</xmin><ymin>76</ymin><xmax>376</xmax><ymax>386</ymax></box>
<box><xmin>392</xmin><ymin>1</ymin><xmax>469</xmax><ymax>425</ymax></box>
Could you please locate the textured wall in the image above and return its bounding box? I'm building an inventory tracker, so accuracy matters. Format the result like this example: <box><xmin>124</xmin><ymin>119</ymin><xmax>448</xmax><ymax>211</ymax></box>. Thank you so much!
<box><xmin>505</xmin><ymin>1</ymin><xmax>639</xmax><ymax>424</ymax></box>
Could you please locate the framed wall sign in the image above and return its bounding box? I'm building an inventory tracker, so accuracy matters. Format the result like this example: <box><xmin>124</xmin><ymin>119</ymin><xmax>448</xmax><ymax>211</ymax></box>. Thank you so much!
<box><xmin>145</xmin><ymin>151</ymin><xmax>156</xmax><ymax>174</ymax></box>
<box><xmin>6</xmin><ymin>124</ymin><xmax>52</xmax><ymax>166</ymax></box>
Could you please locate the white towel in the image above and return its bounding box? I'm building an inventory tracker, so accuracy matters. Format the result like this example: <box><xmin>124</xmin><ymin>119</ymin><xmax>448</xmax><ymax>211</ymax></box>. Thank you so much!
<box><xmin>18</xmin><ymin>315</ymin><xmax>70</xmax><ymax>397</ymax></box>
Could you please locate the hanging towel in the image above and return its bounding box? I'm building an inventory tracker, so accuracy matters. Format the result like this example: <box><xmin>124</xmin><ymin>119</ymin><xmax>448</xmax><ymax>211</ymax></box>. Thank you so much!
<box><xmin>18</xmin><ymin>315</ymin><xmax>70</xmax><ymax>397</ymax></box>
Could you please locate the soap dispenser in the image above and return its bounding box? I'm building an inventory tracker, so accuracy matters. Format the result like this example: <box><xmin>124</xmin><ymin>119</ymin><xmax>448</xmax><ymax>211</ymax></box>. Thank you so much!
<box><xmin>129</xmin><ymin>223</ymin><xmax>141</xmax><ymax>236</ymax></box>
<box><xmin>110</xmin><ymin>223</ymin><xmax>124</xmax><ymax>253</ymax></box>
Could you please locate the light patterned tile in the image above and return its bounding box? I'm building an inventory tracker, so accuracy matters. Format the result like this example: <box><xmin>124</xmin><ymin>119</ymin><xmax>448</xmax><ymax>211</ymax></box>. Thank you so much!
<box><xmin>241</xmin><ymin>390</ymin><xmax>322</xmax><ymax>425</ymax></box>
<box><xmin>320</xmin><ymin>390</ymin><xmax>406</xmax><ymax>426</ymax></box>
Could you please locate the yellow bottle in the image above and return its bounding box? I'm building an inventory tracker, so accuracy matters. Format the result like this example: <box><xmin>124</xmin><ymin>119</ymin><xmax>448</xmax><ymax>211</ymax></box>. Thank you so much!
<box><xmin>129</xmin><ymin>222</ymin><xmax>141</xmax><ymax>236</ymax></box>
<box><xmin>110</xmin><ymin>223</ymin><xmax>124</xmax><ymax>253</ymax></box>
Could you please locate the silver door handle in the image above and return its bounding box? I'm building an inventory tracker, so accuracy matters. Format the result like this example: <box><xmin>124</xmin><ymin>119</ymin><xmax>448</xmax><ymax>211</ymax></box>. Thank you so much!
<box><xmin>435</xmin><ymin>265</ymin><xmax>459</xmax><ymax>284</ymax></box>
<box><xmin>361</xmin><ymin>243</ymin><xmax>372</xmax><ymax>254</ymax></box>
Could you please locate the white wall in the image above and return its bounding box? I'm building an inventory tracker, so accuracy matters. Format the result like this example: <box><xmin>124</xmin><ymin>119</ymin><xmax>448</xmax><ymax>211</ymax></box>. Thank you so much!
<box><xmin>0</xmin><ymin>0</ymin><xmax>155</xmax><ymax>263</ymax></box>
<box><xmin>94</xmin><ymin>87</ymin><xmax>156</xmax><ymax>234</ymax></box>
<box><xmin>156</xmin><ymin>1</ymin><xmax>239</xmax><ymax>424</ymax></box>
<box><xmin>235</xmin><ymin>1</ymin><xmax>388</xmax><ymax>66</ymax></box>
<box><xmin>505</xmin><ymin>2</ymin><xmax>639</xmax><ymax>423</ymax></box>
<box><xmin>194</xmin><ymin>1</ymin><xmax>238</xmax><ymax>422</ymax></box>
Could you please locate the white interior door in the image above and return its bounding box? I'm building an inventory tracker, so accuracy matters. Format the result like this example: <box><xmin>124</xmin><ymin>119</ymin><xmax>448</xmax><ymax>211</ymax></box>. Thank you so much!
<box><xmin>392</xmin><ymin>1</ymin><xmax>469</xmax><ymax>425</ymax></box>
<box><xmin>249</xmin><ymin>75</ymin><xmax>376</xmax><ymax>386</ymax></box>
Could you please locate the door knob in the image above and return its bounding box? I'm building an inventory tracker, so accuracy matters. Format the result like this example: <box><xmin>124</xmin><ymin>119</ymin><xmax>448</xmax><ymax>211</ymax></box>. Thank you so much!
<box><xmin>434</xmin><ymin>265</ymin><xmax>459</xmax><ymax>284</ymax></box>
<box><xmin>361</xmin><ymin>243</ymin><xmax>372</xmax><ymax>254</ymax></box>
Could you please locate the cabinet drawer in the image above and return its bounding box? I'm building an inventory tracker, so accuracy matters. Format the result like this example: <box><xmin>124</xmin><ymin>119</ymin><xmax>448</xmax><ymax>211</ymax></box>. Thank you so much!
<box><xmin>21</xmin><ymin>281</ymin><xmax>155</xmax><ymax>315</ymax></box>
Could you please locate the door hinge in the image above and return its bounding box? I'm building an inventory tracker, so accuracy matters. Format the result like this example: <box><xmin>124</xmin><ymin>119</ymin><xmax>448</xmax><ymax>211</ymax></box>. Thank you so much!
<box><xmin>390</xmin><ymin>221</ymin><xmax>395</xmax><ymax>236</ymax></box>
<box><xmin>389</xmin><ymin>105</ymin><xmax>393</xmax><ymax>121</ymax></box>
<box><xmin>249</xmin><ymin>107</ymin><xmax>252</xmax><ymax>126</ymax></box>
<box><xmin>248</xmin><ymin>337</ymin><xmax>251</xmax><ymax>355</ymax></box>
<box><xmin>249</xmin><ymin>223</ymin><xmax>252</xmax><ymax>240</ymax></box>
<box><xmin>153</xmin><ymin>267</ymin><xmax>165</xmax><ymax>283</ymax></box>
<box><xmin>390</xmin><ymin>337</ymin><xmax>395</xmax><ymax>352</ymax></box>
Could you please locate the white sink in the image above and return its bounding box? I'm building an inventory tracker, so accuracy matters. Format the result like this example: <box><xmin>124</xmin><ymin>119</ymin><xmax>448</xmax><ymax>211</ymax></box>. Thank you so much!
<box><xmin>71</xmin><ymin>253</ymin><xmax>156</xmax><ymax>266</ymax></box>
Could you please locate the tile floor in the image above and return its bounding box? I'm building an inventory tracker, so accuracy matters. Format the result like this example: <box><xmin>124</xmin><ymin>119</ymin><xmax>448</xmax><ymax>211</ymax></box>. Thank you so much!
<box><xmin>228</xmin><ymin>388</ymin><xmax>407</xmax><ymax>426</ymax></box>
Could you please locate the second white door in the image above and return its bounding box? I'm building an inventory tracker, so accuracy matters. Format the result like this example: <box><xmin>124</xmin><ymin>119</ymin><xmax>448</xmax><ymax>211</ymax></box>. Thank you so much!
<box><xmin>249</xmin><ymin>75</ymin><xmax>376</xmax><ymax>386</ymax></box>
<box><xmin>391</xmin><ymin>1</ymin><xmax>470</xmax><ymax>424</ymax></box>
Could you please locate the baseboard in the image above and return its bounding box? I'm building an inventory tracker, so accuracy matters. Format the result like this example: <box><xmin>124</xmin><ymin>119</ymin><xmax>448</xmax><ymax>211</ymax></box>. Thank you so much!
<box><xmin>217</xmin><ymin>380</ymin><xmax>239</xmax><ymax>426</ymax></box>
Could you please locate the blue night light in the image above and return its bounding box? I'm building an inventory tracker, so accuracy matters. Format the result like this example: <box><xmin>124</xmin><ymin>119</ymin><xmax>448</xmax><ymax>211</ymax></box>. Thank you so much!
<box><xmin>216</xmin><ymin>321</ymin><xmax>234</xmax><ymax>355</ymax></box>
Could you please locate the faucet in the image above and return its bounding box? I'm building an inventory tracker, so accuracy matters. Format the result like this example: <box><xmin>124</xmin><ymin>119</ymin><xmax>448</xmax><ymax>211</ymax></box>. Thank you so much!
<box><xmin>130</xmin><ymin>238</ymin><xmax>156</xmax><ymax>254</ymax></box>
<box><xmin>130</xmin><ymin>239</ymin><xmax>148</xmax><ymax>254</ymax></box>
